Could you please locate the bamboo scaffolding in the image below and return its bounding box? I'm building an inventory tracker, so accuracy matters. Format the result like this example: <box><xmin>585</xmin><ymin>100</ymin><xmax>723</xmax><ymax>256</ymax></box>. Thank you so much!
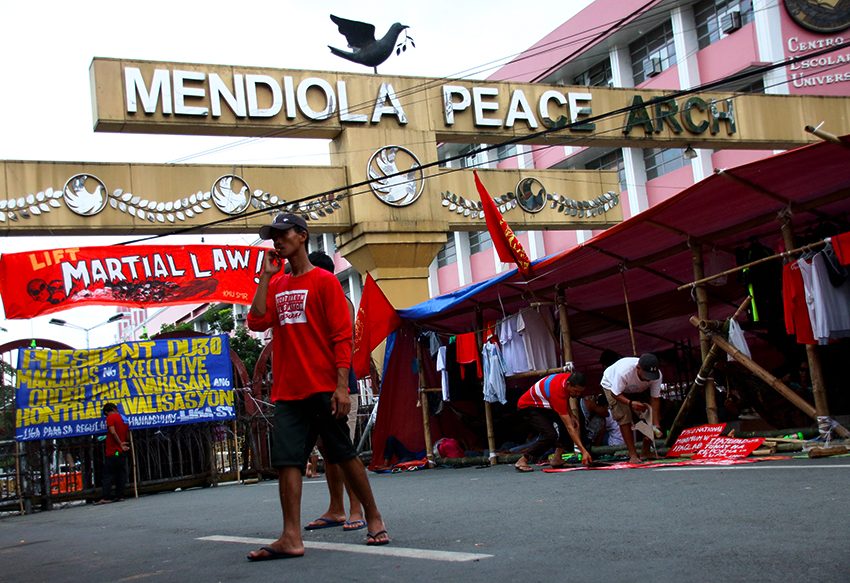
<box><xmin>620</xmin><ymin>269</ymin><xmax>637</xmax><ymax>356</ymax></box>
<box><xmin>233</xmin><ymin>419</ymin><xmax>241</xmax><ymax>483</ymax></box>
<box><xmin>414</xmin><ymin>340</ymin><xmax>435</xmax><ymax>467</ymax></box>
<box><xmin>677</xmin><ymin>240</ymin><xmax>827</xmax><ymax>291</ymax></box>
<box><xmin>779</xmin><ymin>216</ymin><xmax>831</xmax><ymax>420</ymax></box>
<box><xmin>666</xmin><ymin>297</ymin><xmax>751</xmax><ymax>446</ymax></box>
<box><xmin>477</xmin><ymin>308</ymin><xmax>498</xmax><ymax>466</ymax></box>
<box><xmin>694</xmin><ymin>317</ymin><xmax>850</xmax><ymax>438</ymax></box>
<box><xmin>129</xmin><ymin>431</ymin><xmax>139</xmax><ymax>499</ymax></box>
<box><xmin>690</xmin><ymin>243</ymin><xmax>718</xmax><ymax>423</ymax></box>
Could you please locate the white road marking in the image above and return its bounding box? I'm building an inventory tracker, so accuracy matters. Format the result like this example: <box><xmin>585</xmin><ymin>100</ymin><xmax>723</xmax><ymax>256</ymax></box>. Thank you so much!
<box><xmin>654</xmin><ymin>464</ymin><xmax>850</xmax><ymax>471</ymax></box>
<box><xmin>199</xmin><ymin>535</ymin><xmax>493</xmax><ymax>562</ymax></box>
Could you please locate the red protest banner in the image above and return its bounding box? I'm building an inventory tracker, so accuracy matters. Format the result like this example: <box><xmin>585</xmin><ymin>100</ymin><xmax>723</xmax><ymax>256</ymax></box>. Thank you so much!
<box><xmin>666</xmin><ymin>423</ymin><xmax>727</xmax><ymax>457</ymax></box>
<box><xmin>0</xmin><ymin>245</ymin><xmax>267</xmax><ymax>319</ymax></box>
<box><xmin>692</xmin><ymin>436</ymin><xmax>765</xmax><ymax>460</ymax></box>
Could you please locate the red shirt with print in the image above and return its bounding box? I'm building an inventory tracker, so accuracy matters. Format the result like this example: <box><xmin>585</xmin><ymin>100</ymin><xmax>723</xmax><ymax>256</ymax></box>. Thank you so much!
<box><xmin>247</xmin><ymin>267</ymin><xmax>353</xmax><ymax>401</ymax></box>
<box><xmin>517</xmin><ymin>373</ymin><xmax>572</xmax><ymax>416</ymax></box>
<box><xmin>105</xmin><ymin>412</ymin><xmax>129</xmax><ymax>457</ymax></box>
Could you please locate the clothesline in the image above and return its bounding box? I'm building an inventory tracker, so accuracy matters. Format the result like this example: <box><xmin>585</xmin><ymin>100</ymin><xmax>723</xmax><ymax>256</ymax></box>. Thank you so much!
<box><xmin>677</xmin><ymin>238</ymin><xmax>830</xmax><ymax>291</ymax></box>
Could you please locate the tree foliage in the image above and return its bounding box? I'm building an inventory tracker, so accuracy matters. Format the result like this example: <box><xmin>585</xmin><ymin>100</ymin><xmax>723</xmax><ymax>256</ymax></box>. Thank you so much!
<box><xmin>230</xmin><ymin>326</ymin><xmax>263</xmax><ymax>376</ymax></box>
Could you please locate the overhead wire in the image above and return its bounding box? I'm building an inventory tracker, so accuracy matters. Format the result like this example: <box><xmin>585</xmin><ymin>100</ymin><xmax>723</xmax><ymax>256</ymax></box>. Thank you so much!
<box><xmin>168</xmin><ymin>1</ymin><xmax>782</xmax><ymax>167</ymax></box>
<box><xmin>109</xmin><ymin>2</ymin><xmax>847</xmax><ymax>247</ymax></box>
<box><xmin>165</xmin><ymin>0</ymin><xmax>694</xmax><ymax>164</ymax></box>
<box><xmin>117</xmin><ymin>37</ymin><xmax>848</xmax><ymax>248</ymax></box>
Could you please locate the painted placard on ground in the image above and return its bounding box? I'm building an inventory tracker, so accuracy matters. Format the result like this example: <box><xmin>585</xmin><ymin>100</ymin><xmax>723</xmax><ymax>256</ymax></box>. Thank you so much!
<box><xmin>692</xmin><ymin>436</ymin><xmax>765</xmax><ymax>460</ymax></box>
<box><xmin>15</xmin><ymin>335</ymin><xmax>234</xmax><ymax>441</ymax></box>
<box><xmin>666</xmin><ymin>423</ymin><xmax>727</xmax><ymax>457</ymax></box>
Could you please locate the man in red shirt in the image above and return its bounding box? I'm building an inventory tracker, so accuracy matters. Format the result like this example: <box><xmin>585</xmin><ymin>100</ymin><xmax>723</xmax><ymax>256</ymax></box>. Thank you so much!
<box><xmin>514</xmin><ymin>371</ymin><xmax>592</xmax><ymax>472</ymax></box>
<box><xmin>246</xmin><ymin>213</ymin><xmax>388</xmax><ymax>562</ymax></box>
<box><xmin>96</xmin><ymin>402</ymin><xmax>129</xmax><ymax>504</ymax></box>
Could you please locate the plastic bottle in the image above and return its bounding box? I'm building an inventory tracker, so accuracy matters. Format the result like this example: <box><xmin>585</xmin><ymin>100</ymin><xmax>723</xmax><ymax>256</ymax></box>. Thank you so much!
<box><xmin>782</xmin><ymin>431</ymin><xmax>803</xmax><ymax>440</ymax></box>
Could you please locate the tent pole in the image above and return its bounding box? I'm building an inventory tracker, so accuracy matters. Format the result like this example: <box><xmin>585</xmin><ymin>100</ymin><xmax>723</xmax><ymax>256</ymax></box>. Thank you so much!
<box><xmin>556</xmin><ymin>287</ymin><xmax>574</xmax><ymax>364</ymax></box>
<box><xmin>233</xmin><ymin>419</ymin><xmax>241</xmax><ymax>483</ymax></box>
<box><xmin>779</xmin><ymin>214</ymin><xmax>831</xmax><ymax>420</ymax></box>
<box><xmin>666</xmin><ymin>297</ymin><xmax>751</xmax><ymax>445</ymax></box>
<box><xmin>414</xmin><ymin>339</ymin><xmax>435</xmax><ymax>468</ymax></box>
<box><xmin>620</xmin><ymin>267</ymin><xmax>637</xmax><ymax>356</ymax></box>
<box><xmin>476</xmin><ymin>308</ymin><xmax>498</xmax><ymax>466</ymax></box>
<box><xmin>557</xmin><ymin>287</ymin><xmax>580</xmax><ymax>418</ymax></box>
<box><xmin>690</xmin><ymin>243</ymin><xmax>719</xmax><ymax>423</ymax></box>
<box><xmin>129</xmin><ymin>431</ymin><xmax>139</xmax><ymax>499</ymax></box>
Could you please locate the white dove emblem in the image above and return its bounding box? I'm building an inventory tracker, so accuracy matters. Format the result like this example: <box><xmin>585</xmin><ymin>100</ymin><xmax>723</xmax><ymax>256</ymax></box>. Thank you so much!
<box><xmin>63</xmin><ymin>175</ymin><xmax>107</xmax><ymax>216</ymax></box>
<box><xmin>212</xmin><ymin>175</ymin><xmax>250</xmax><ymax>215</ymax></box>
<box><xmin>367</xmin><ymin>146</ymin><xmax>423</xmax><ymax>207</ymax></box>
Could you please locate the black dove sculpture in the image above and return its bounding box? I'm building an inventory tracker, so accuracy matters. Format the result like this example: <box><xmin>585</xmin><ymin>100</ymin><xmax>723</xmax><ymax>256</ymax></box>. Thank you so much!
<box><xmin>328</xmin><ymin>15</ymin><xmax>411</xmax><ymax>73</ymax></box>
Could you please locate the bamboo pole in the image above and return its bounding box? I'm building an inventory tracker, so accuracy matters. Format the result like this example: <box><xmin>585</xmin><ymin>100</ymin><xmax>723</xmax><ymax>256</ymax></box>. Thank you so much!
<box><xmin>476</xmin><ymin>308</ymin><xmax>498</xmax><ymax>466</ymax></box>
<box><xmin>414</xmin><ymin>340</ymin><xmax>435</xmax><ymax>467</ymax></box>
<box><xmin>677</xmin><ymin>240</ymin><xmax>827</xmax><ymax>291</ymax></box>
<box><xmin>233</xmin><ymin>419</ymin><xmax>241</xmax><ymax>483</ymax></box>
<box><xmin>557</xmin><ymin>287</ymin><xmax>580</xmax><ymax>419</ymax></box>
<box><xmin>691</xmin><ymin>243</ymin><xmax>718</xmax><ymax>423</ymax></box>
<box><xmin>620</xmin><ymin>268</ymin><xmax>637</xmax><ymax>356</ymax></box>
<box><xmin>780</xmin><ymin>217</ymin><xmax>831</xmax><ymax>419</ymax></box>
<box><xmin>15</xmin><ymin>441</ymin><xmax>24</xmax><ymax>515</ymax></box>
<box><xmin>666</xmin><ymin>297</ymin><xmax>751</xmax><ymax>446</ymax></box>
<box><xmin>129</xmin><ymin>431</ymin><xmax>139</xmax><ymax>499</ymax></box>
<box><xmin>507</xmin><ymin>366</ymin><xmax>572</xmax><ymax>380</ymax></box>
<box><xmin>701</xmin><ymin>320</ymin><xmax>850</xmax><ymax>438</ymax></box>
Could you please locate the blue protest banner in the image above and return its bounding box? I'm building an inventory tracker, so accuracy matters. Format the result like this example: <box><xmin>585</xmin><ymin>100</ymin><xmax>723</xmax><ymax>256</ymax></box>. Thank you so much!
<box><xmin>15</xmin><ymin>335</ymin><xmax>234</xmax><ymax>441</ymax></box>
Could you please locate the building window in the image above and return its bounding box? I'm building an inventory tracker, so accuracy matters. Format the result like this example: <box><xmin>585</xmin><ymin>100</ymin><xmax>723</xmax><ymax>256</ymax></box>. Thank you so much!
<box><xmin>630</xmin><ymin>21</ymin><xmax>677</xmax><ymax>85</ymax></box>
<box><xmin>469</xmin><ymin>230</ymin><xmax>493</xmax><ymax>254</ymax></box>
<box><xmin>585</xmin><ymin>149</ymin><xmax>626</xmax><ymax>191</ymax></box>
<box><xmin>694</xmin><ymin>0</ymin><xmax>754</xmax><ymax>50</ymax></box>
<box><xmin>496</xmin><ymin>143</ymin><xmax>517</xmax><ymax>163</ymax></box>
<box><xmin>573</xmin><ymin>58</ymin><xmax>613</xmax><ymax>87</ymax></box>
<box><xmin>736</xmin><ymin>77</ymin><xmax>764</xmax><ymax>93</ymax></box>
<box><xmin>314</xmin><ymin>234</ymin><xmax>325</xmax><ymax>255</ymax></box>
<box><xmin>436</xmin><ymin>235</ymin><xmax>457</xmax><ymax>268</ymax></box>
<box><xmin>644</xmin><ymin>147</ymin><xmax>688</xmax><ymax>180</ymax></box>
<box><xmin>340</xmin><ymin>276</ymin><xmax>351</xmax><ymax>298</ymax></box>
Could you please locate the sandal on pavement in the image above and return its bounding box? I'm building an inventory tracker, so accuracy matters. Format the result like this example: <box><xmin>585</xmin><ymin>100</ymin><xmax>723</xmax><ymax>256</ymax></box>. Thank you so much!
<box><xmin>305</xmin><ymin>517</ymin><xmax>345</xmax><ymax>530</ymax></box>
<box><xmin>366</xmin><ymin>530</ymin><xmax>391</xmax><ymax>546</ymax></box>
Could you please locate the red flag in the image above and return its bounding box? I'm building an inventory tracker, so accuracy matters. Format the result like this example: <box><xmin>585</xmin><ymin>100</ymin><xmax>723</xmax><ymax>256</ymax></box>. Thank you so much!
<box><xmin>473</xmin><ymin>171</ymin><xmax>533</xmax><ymax>277</ymax></box>
<box><xmin>352</xmin><ymin>274</ymin><xmax>402</xmax><ymax>378</ymax></box>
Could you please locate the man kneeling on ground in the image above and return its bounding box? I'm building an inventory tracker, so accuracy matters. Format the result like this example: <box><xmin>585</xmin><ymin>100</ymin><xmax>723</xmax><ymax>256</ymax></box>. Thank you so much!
<box><xmin>514</xmin><ymin>371</ymin><xmax>592</xmax><ymax>472</ymax></box>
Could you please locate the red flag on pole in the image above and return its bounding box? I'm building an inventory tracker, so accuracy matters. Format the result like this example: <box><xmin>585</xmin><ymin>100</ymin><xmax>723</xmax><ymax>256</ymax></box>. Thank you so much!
<box><xmin>473</xmin><ymin>170</ymin><xmax>533</xmax><ymax>277</ymax></box>
<box><xmin>352</xmin><ymin>274</ymin><xmax>402</xmax><ymax>378</ymax></box>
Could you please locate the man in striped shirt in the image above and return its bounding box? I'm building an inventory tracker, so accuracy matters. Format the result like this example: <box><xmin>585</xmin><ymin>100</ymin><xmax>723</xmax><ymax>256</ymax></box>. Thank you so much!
<box><xmin>514</xmin><ymin>372</ymin><xmax>591</xmax><ymax>472</ymax></box>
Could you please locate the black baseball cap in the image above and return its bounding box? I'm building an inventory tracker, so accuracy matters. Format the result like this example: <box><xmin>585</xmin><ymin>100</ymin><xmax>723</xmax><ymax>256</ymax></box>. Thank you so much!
<box><xmin>259</xmin><ymin>213</ymin><xmax>308</xmax><ymax>240</ymax></box>
<box><xmin>637</xmin><ymin>353</ymin><xmax>660</xmax><ymax>380</ymax></box>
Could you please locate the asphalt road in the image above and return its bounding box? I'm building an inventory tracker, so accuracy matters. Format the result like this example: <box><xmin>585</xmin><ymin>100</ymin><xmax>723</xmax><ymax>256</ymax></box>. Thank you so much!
<box><xmin>1</xmin><ymin>457</ymin><xmax>848</xmax><ymax>582</ymax></box>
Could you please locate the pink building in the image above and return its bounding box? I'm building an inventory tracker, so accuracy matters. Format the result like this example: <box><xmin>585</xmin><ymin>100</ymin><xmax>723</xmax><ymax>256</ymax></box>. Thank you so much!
<box><xmin>431</xmin><ymin>0</ymin><xmax>850</xmax><ymax>296</ymax></box>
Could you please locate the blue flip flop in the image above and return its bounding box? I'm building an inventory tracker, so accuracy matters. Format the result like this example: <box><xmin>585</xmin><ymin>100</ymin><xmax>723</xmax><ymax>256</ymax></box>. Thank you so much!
<box><xmin>305</xmin><ymin>517</ymin><xmax>345</xmax><ymax>531</ymax></box>
<box><xmin>343</xmin><ymin>519</ymin><xmax>367</xmax><ymax>531</ymax></box>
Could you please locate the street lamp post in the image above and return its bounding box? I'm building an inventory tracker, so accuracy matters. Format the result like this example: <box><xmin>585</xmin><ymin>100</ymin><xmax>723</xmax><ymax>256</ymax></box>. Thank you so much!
<box><xmin>48</xmin><ymin>313</ymin><xmax>127</xmax><ymax>349</ymax></box>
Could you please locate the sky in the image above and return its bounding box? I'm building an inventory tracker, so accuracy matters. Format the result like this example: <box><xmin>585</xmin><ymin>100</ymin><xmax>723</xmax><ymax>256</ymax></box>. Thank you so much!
<box><xmin>0</xmin><ymin>0</ymin><xmax>593</xmax><ymax>347</ymax></box>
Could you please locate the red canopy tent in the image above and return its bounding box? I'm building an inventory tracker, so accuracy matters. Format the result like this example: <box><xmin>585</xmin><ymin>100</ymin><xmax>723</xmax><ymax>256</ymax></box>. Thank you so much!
<box><xmin>373</xmin><ymin>137</ymin><xmax>850</xmax><ymax>464</ymax></box>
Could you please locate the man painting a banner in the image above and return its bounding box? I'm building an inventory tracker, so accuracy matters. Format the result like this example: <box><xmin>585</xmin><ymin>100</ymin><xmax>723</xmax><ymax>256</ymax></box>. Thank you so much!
<box><xmin>474</xmin><ymin>170</ymin><xmax>533</xmax><ymax>278</ymax></box>
<box><xmin>15</xmin><ymin>335</ymin><xmax>235</xmax><ymax>441</ymax></box>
